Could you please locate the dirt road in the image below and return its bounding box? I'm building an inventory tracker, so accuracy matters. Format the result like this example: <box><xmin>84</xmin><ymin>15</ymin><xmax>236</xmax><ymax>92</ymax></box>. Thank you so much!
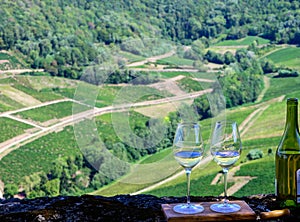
<box><xmin>0</xmin><ymin>69</ymin><xmax>44</xmax><ymax>74</ymax></box>
<box><xmin>127</xmin><ymin>50</ymin><xmax>176</xmax><ymax>67</ymax></box>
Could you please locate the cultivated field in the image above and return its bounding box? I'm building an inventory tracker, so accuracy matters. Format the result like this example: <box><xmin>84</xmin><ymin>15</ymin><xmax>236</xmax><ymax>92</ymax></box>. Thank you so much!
<box><xmin>0</xmin><ymin>38</ymin><xmax>299</xmax><ymax>199</ymax></box>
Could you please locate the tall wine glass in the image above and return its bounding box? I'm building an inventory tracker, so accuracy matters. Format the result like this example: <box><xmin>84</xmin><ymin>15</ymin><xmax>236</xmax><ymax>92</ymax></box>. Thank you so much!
<box><xmin>210</xmin><ymin>120</ymin><xmax>242</xmax><ymax>213</ymax></box>
<box><xmin>173</xmin><ymin>122</ymin><xmax>204</xmax><ymax>214</ymax></box>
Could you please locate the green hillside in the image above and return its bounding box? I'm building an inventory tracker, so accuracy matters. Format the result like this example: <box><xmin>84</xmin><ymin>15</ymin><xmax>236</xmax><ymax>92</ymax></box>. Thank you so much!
<box><xmin>0</xmin><ymin>0</ymin><xmax>300</xmax><ymax>200</ymax></box>
<box><xmin>215</xmin><ymin>36</ymin><xmax>270</xmax><ymax>46</ymax></box>
<box><xmin>266</xmin><ymin>47</ymin><xmax>300</xmax><ymax>71</ymax></box>
<box><xmin>0</xmin><ymin>0</ymin><xmax>299</xmax><ymax>79</ymax></box>
<box><xmin>0</xmin><ymin>52</ymin><xmax>299</xmax><ymax>199</ymax></box>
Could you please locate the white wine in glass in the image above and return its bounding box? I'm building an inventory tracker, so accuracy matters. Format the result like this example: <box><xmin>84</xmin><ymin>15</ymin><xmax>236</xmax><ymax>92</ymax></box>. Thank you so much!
<box><xmin>173</xmin><ymin>122</ymin><xmax>204</xmax><ymax>214</ymax></box>
<box><xmin>210</xmin><ymin>120</ymin><xmax>242</xmax><ymax>213</ymax></box>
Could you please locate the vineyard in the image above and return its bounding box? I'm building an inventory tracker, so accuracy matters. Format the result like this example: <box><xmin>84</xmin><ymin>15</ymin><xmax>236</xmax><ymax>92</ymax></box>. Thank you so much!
<box><xmin>0</xmin><ymin>36</ymin><xmax>299</xmax><ymax>199</ymax></box>
<box><xmin>0</xmin><ymin>117</ymin><xmax>32</xmax><ymax>143</ymax></box>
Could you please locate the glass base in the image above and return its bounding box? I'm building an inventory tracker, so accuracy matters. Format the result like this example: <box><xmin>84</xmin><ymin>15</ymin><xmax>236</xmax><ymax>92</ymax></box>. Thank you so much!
<box><xmin>173</xmin><ymin>203</ymin><xmax>204</xmax><ymax>214</ymax></box>
<box><xmin>210</xmin><ymin>203</ymin><xmax>241</xmax><ymax>213</ymax></box>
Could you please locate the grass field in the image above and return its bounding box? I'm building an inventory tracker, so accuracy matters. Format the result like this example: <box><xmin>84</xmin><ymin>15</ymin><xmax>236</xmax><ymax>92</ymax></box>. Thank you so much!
<box><xmin>266</xmin><ymin>47</ymin><xmax>300</xmax><ymax>70</ymax></box>
<box><xmin>144</xmin><ymin>172</ymin><xmax>230</xmax><ymax>197</ymax></box>
<box><xmin>263</xmin><ymin>75</ymin><xmax>300</xmax><ymax>101</ymax></box>
<box><xmin>156</xmin><ymin>56</ymin><xmax>194</xmax><ymax>66</ymax></box>
<box><xmin>234</xmin><ymin>155</ymin><xmax>275</xmax><ymax>196</ymax></box>
<box><xmin>215</xmin><ymin>36</ymin><xmax>270</xmax><ymax>46</ymax></box>
<box><xmin>156</xmin><ymin>71</ymin><xmax>217</xmax><ymax>81</ymax></box>
<box><xmin>156</xmin><ymin>71</ymin><xmax>191</xmax><ymax>79</ymax></box>
<box><xmin>119</xmin><ymin>51</ymin><xmax>145</xmax><ymax>63</ymax></box>
<box><xmin>242</xmin><ymin>102</ymin><xmax>286</xmax><ymax>140</ymax></box>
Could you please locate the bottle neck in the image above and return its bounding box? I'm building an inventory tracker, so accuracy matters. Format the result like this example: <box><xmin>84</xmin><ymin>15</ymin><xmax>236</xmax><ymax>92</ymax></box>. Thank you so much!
<box><xmin>285</xmin><ymin>100</ymin><xmax>299</xmax><ymax>135</ymax></box>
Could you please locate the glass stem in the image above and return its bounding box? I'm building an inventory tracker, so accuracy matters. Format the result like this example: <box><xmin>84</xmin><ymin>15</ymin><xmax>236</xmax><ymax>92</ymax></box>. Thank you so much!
<box><xmin>185</xmin><ymin>168</ymin><xmax>192</xmax><ymax>206</ymax></box>
<box><xmin>223</xmin><ymin>167</ymin><xmax>229</xmax><ymax>206</ymax></box>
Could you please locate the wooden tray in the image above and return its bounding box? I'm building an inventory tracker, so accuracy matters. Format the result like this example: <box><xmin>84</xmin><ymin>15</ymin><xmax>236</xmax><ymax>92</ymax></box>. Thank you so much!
<box><xmin>161</xmin><ymin>200</ymin><xmax>257</xmax><ymax>221</ymax></box>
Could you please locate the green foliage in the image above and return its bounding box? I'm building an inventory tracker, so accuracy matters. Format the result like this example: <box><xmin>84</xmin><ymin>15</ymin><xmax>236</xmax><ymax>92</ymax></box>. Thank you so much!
<box><xmin>205</xmin><ymin>50</ymin><xmax>224</xmax><ymax>64</ymax></box>
<box><xmin>275</xmin><ymin>69</ymin><xmax>299</xmax><ymax>78</ymax></box>
<box><xmin>119</xmin><ymin>51</ymin><xmax>145</xmax><ymax>63</ymax></box>
<box><xmin>157</xmin><ymin>71</ymin><xmax>191</xmax><ymax>79</ymax></box>
<box><xmin>224</xmin><ymin>51</ymin><xmax>236</xmax><ymax>65</ymax></box>
<box><xmin>43</xmin><ymin>178</ymin><xmax>60</xmax><ymax>197</ymax></box>
<box><xmin>218</xmin><ymin>49</ymin><xmax>264</xmax><ymax>107</ymax></box>
<box><xmin>96</xmin><ymin>111</ymin><xmax>175</xmax><ymax>161</ymax></box>
<box><xmin>0</xmin><ymin>0</ymin><xmax>299</xmax><ymax>80</ymax></box>
<box><xmin>52</xmin><ymin>87</ymin><xmax>76</xmax><ymax>99</ymax></box>
<box><xmin>0</xmin><ymin>52</ymin><xmax>23</xmax><ymax>70</ymax></box>
<box><xmin>246</xmin><ymin>149</ymin><xmax>264</xmax><ymax>161</ymax></box>
<box><xmin>1</xmin><ymin>0</ymin><xmax>300</xmax><ymax>199</ymax></box>
<box><xmin>96</xmin><ymin>84</ymin><xmax>172</xmax><ymax>108</ymax></box>
<box><xmin>177</xmin><ymin>77</ymin><xmax>204</xmax><ymax>93</ymax></box>
<box><xmin>0</xmin><ymin>107</ymin><xmax>178</xmax><ymax>197</ymax></box>
<box><xmin>120</xmin><ymin>38</ymin><xmax>172</xmax><ymax>57</ymax></box>
<box><xmin>260</xmin><ymin>58</ymin><xmax>277</xmax><ymax>74</ymax></box>
<box><xmin>3</xmin><ymin>184</ymin><xmax>18</xmax><ymax>199</ymax></box>
<box><xmin>192</xmin><ymin>96</ymin><xmax>212</xmax><ymax>120</ymax></box>
<box><xmin>105</xmin><ymin>69</ymin><xmax>160</xmax><ymax>85</ymax></box>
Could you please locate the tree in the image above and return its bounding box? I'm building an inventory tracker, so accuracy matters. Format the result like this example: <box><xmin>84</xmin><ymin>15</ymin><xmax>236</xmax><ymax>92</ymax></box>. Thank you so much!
<box><xmin>260</xmin><ymin>59</ymin><xmax>276</xmax><ymax>74</ymax></box>
<box><xmin>276</xmin><ymin>69</ymin><xmax>299</xmax><ymax>78</ymax></box>
<box><xmin>205</xmin><ymin>50</ymin><xmax>224</xmax><ymax>64</ymax></box>
<box><xmin>224</xmin><ymin>51</ymin><xmax>236</xmax><ymax>65</ymax></box>
<box><xmin>43</xmin><ymin>179</ymin><xmax>60</xmax><ymax>197</ymax></box>
<box><xmin>4</xmin><ymin>184</ymin><xmax>18</xmax><ymax>199</ymax></box>
<box><xmin>193</xmin><ymin>96</ymin><xmax>211</xmax><ymax>120</ymax></box>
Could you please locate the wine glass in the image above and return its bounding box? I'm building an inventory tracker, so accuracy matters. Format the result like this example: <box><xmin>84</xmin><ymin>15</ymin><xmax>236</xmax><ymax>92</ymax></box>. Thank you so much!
<box><xmin>173</xmin><ymin>122</ymin><xmax>204</xmax><ymax>214</ymax></box>
<box><xmin>210</xmin><ymin>120</ymin><xmax>242</xmax><ymax>213</ymax></box>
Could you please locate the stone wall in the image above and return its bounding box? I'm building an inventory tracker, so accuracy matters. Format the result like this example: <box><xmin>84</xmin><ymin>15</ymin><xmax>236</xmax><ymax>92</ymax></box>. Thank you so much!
<box><xmin>0</xmin><ymin>194</ymin><xmax>298</xmax><ymax>221</ymax></box>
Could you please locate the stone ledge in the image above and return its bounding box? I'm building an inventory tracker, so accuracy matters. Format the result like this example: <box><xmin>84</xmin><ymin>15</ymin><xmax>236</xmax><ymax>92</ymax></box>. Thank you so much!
<box><xmin>0</xmin><ymin>194</ymin><xmax>298</xmax><ymax>221</ymax></box>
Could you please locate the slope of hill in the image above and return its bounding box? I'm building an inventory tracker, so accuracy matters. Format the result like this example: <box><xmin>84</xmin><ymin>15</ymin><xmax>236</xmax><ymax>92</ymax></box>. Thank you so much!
<box><xmin>0</xmin><ymin>0</ymin><xmax>299</xmax><ymax>79</ymax></box>
<box><xmin>0</xmin><ymin>0</ymin><xmax>300</xmax><ymax>199</ymax></box>
<box><xmin>1</xmin><ymin>35</ymin><xmax>300</xmax><ymax>198</ymax></box>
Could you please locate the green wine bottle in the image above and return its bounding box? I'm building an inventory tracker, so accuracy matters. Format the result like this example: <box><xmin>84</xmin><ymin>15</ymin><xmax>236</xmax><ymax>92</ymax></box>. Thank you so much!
<box><xmin>276</xmin><ymin>98</ymin><xmax>300</xmax><ymax>206</ymax></box>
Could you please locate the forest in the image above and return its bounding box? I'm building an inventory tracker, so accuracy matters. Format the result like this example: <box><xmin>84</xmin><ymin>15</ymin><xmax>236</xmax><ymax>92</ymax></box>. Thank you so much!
<box><xmin>0</xmin><ymin>0</ymin><xmax>299</xmax><ymax>79</ymax></box>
